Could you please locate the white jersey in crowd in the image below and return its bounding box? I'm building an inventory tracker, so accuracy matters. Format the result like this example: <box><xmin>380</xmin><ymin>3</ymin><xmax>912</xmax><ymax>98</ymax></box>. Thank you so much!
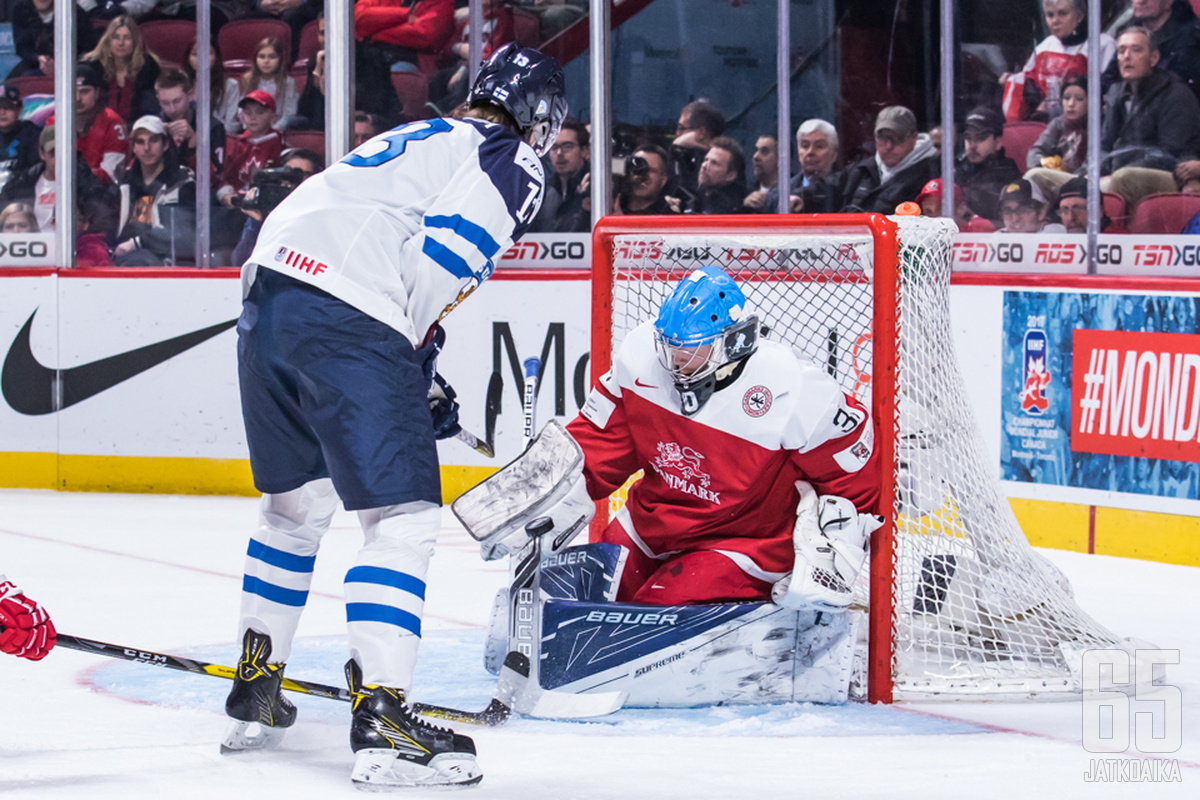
<box><xmin>246</xmin><ymin>117</ymin><xmax>545</xmax><ymax>345</ymax></box>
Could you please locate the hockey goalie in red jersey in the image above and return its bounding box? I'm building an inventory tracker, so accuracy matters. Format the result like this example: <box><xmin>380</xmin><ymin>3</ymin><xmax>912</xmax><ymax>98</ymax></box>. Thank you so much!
<box><xmin>566</xmin><ymin>265</ymin><xmax>884</xmax><ymax>609</ymax></box>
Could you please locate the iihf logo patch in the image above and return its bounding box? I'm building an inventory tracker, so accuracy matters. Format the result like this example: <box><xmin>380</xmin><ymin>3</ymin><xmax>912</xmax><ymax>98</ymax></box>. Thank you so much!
<box><xmin>743</xmin><ymin>385</ymin><xmax>772</xmax><ymax>417</ymax></box>
<box><xmin>1020</xmin><ymin>329</ymin><xmax>1051</xmax><ymax>415</ymax></box>
<box><xmin>274</xmin><ymin>246</ymin><xmax>288</xmax><ymax>262</ymax></box>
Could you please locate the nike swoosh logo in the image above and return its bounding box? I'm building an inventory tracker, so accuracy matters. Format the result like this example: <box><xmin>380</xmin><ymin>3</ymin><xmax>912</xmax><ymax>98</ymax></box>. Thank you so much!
<box><xmin>634</xmin><ymin>378</ymin><xmax>657</xmax><ymax>389</ymax></box>
<box><xmin>2</xmin><ymin>309</ymin><xmax>238</xmax><ymax>415</ymax></box>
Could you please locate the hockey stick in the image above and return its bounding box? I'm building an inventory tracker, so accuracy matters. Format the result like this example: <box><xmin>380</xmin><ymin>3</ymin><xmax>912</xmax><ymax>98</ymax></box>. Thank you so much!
<box><xmin>453</xmin><ymin>371</ymin><xmax>502</xmax><ymax>458</ymax></box>
<box><xmin>454</xmin><ymin>427</ymin><xmax>494</xmax><ymax>458</ymax></box>
<box><xmin>33</xmin><ymin>631</ymin><xmax>520</xmax><ymax>726</ymax></box>
<box><xmin>522</xmin><ymin>357</ymin><xmax>540</xmax><ymax>447</ymax></box>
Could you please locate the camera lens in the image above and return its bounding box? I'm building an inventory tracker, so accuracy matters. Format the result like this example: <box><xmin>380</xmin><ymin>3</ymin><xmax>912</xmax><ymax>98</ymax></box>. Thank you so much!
<box><xmin>627</xmin><ymin>155</ymin><xmax>650</xmax><ymax>177</ymax></box>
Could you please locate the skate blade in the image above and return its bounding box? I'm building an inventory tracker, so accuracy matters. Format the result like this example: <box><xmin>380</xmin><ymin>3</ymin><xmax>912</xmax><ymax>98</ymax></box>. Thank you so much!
<box><xmin>351</xmin><ymin>749</ymin><xmax>483</xmax><ymax>790</ymax></box>
<box><xmin>219</xmin><ymin>719</ymin><xmax>288</xmax><ymax>754</ymax></box>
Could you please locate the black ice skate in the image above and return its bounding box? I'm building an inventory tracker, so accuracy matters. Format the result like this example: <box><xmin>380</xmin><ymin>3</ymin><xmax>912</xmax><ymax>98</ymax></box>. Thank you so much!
<box><xmin>220</xmin><ymin>629</ymin><xmax>297</xmax><ymax>754</ymax></box>
<box><xmin>346</xmin><ymin>659</ymin><xmax>483</xmax><ymax>789</ymax></box>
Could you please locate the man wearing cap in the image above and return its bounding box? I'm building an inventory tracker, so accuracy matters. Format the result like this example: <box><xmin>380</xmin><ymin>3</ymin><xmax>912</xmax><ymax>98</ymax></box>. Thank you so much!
<box><xmin>839</xmin><ymin>105</ymin><xmax>939</xmax><ymax>214</ymax></box>
<box><xmin>217</xmin><ymin>89</ymin><xmax>283</xmax><ymax>209</ymax></box>
<box><xmin>71</xmin><ymin>61</ymin><xmax>128</xmax><ymax>186</ymax></box>
<box><xmin>0</xmin><ymin>124</ymin><xmax>103</xmax><ymax>232</ymax></box>
<box><xmin>998</xmin><ymin>178</ymin><xmax>1066</xmax><ymax>233</ymax></box>
<box><xmin>1056</xmin><ymin>176</ymin><xmax>1092</xmax><ymax>233</ymax></box>
<box><xmin>0</xmin><ymin>88</ymin><xmax>40</xmax><ymax>196</ymax></box>
<box><xmin>112</xmin><ymin>115</ymin><xmax>197</xmax><ymax>266</ymax></box>
<box><xmin>957</xmin><ymin>105</ymin><xmax>1021</xmax><ymax>225</ymax></box>
<box><xmin>915</xmin><ymin>178</ymin><xmax>993</xmax><ymax>230</ymax></box>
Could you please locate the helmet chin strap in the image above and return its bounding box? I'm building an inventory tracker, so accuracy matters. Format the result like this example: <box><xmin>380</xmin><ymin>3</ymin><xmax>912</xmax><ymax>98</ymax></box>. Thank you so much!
<box><xmin>674</xmin><ymin>358</ymin><xmax>749</xmax><ymax>417</ymax></box>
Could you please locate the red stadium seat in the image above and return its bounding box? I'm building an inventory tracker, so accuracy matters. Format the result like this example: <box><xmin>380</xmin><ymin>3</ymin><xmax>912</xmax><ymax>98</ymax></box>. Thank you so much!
<box><xmin>284</xmin><ymin>130</ymin><xmax>325</xmax><ymax>154</ymax></box>
<box><xmin>289</xmin><ymin>63</ymin><xmax>308</xmax><ymax>97</ymax></box>
<box><xmin>3</xmin><ymin>74</ymin><xmax>54</xmax><ymax>99</ymax></box>
<box><xmin>1128</xmin><ymin>193</ymin><xmax>1200</xmax><ymax>234</ymax></box>
<box><xmin>140</xmin><ymin>20</ymin><xmax>197</xmax><ymax>69</ymax></box>
<box><xmin>392</xmin><ymin>71</ymin><xmax>430</xmax><ymax>120</ymax></box>
<box><xmin>1002</xmin><ymin>121</ymin><xmax>1046</xmax><ymax>173</ymax></box>
<box><xmin>296</xmin><ymin>20</ymin><xmax>322</xmax><ymax>67</ymax></box>
<box><xmin>218</xmin><ymin>19</ymin><xmax>293</xmax><ymax>65</ymax></box>
<box><xmin>1102</xmin><ymin>192</ymin><xmax>1128</xmax><ymax>232</ymax></box>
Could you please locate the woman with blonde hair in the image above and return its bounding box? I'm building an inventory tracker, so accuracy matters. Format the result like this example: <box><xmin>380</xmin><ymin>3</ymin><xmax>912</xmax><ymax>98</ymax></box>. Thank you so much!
<box><xmin>240</xmin><ymin>37</ymin><xmax>298</xmax><ymax>131</ymax></box>
<box><xmin>82</xmin><ymin>14</ymin><xmax>161</xmax><ymax>124</ymax></box>
<box><xmin>0</xmin><ymin>202</ymin><xmax>39</xmax><ymax>233</ymax></box>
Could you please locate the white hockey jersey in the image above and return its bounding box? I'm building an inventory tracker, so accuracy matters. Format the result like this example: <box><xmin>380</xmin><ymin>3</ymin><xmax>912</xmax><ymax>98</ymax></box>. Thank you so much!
<box><xmin>567</xmin><ymin>321</ymin><xmax>880</xmax><ymax>576</ymax></box>
<box><xmin>246</xmin><ymin>117</ymin><xmax>545</xmax><ymax>344</ymax></box>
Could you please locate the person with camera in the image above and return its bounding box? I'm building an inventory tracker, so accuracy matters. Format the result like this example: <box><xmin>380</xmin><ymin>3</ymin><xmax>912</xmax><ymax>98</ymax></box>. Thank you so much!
<box><xmin>230</xmin><ymin>148</ymin><xmax>324</xmax><ymax>265</ymax></box>
<box><xmin>111</xmin><ymin>115</ymin><xmax>196</xmax><ymax>266</ymax></box>
<box><xmin>217</xmin><ymin>90</ymin><xmax>284</xmax><ymax>210</ymax></box>
<box><xmin>531</xmin><ymin>117</ymin><xmax>589</xmax><ymax>232</ymax></box>
<box><xmin>686</xmin><ymin>137</ymin><xmax>748</xmax><ymax>215</ymax></box>
<box><xmin>614</xmin><ymin>144</ymin><xmax>678</xmax><ymax>215</ymax></box>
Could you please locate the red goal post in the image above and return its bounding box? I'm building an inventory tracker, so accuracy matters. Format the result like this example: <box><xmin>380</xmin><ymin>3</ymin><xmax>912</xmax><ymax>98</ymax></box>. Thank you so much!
<box><xmin>588</xmin><ymin>213</ymin><xmax>1128</xmax><ymax>704</ymax></box>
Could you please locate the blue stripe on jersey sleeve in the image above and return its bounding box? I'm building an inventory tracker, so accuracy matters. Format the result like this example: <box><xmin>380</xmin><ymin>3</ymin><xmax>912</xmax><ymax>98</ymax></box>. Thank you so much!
<box><xmin>345</xmin><ymin>602</ymin><xmax>422</xmax><ymax>636</ymax></box>
<box><xmin>344</xmin><ymin>566</ymin><xmax>427</xmax><ymax>600</ymax></box>
<box><xmin>421</xmin><ymin>237</ymin><xmax>475</xmax><ymax>279</ymax></box>
<box><xmin>247</xmin><ymin>539</ymin><xmax>317</xmax><ymax>574</ymax></box>
<box><xmin>425</xmin><ymin>215</ymin><xmax>502</xmax><ymax>259</ymax></box>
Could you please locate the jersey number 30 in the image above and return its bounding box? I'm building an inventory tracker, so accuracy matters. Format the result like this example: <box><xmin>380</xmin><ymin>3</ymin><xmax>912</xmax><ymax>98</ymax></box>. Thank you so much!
<box><xmin>341</xmin><ymin>118</ymin><xmax>454</xmax><ymax>168</ymax></box>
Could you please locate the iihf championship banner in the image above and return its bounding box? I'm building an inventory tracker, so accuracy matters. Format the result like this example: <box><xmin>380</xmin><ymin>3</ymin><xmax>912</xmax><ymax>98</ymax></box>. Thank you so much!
<box><xmin>1002</xmin><ymin>290</ymin><xmax>1200</xmax><ymax>500</ymax></box>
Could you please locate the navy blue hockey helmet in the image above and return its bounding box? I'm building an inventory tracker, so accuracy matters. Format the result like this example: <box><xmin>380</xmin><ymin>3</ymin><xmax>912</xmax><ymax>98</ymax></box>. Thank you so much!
<box><xmin>468</xmin><ymin>43</ymin><xmax>567</xmax><ymax>157</ymax></box>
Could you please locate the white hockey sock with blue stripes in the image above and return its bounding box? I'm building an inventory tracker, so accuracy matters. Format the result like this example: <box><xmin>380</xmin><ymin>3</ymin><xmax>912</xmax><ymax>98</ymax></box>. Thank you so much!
<box><xmin>239</xmin><ymin>479</ymin><xmax>338</xmax><ymax>663</ymax></box>
<box><xmin>346</xmin><ymin>501</ymin><xmax>441</xmax><ymax>690</ymax></box>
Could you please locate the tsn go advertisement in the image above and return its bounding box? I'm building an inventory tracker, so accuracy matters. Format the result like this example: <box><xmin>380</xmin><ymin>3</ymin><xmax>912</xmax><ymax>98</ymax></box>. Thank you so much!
<box><xmin>1002</xmin><ymin>290</ymin><xmax>1200</xmax><ymax>500</ymax></box>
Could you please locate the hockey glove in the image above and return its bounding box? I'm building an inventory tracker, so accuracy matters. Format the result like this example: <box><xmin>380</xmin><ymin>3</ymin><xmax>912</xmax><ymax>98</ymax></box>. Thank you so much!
<box><xmin>428</xmin><ymin>373</ymin><xmax>462</xmax><ymax>440</ymax></box>
<box><xmin>0</xmin><ymin>578</ymin><xmax>57</xmax><ymax>661</ymax></box>
<box><xmin>772</xmin><ymin>481</ymin><xmax>884</xmax><ymax>611</ymax></box>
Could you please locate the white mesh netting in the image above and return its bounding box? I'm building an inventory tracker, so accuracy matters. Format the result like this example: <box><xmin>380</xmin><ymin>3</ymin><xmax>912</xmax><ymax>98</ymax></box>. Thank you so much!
<box><xmin>601</xmin><ymin>215</ymin><xmax>1127</xmax><ymax>699</ymax></box>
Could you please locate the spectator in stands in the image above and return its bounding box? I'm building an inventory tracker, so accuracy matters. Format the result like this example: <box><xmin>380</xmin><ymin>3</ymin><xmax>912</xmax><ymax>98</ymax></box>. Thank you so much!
<box><xmin>614</xmin><ymin>143</ymin><xmax>677</xmax><ymax>215</ymax></box>
<box><xmin>76</xmin><ymin>192</ymin><xmax>115</xmax><ymax>266</ymax></box>
<box><xmin>429</xmin><ymin>0</ymin><xmax>515</xmax><ymax>116</ymax></box>
<box><xmin>71</xmin><ymin>61</ymin><xmax>129</xmax><ymax>186</ymax></box>
<box><xmin>0</xmin><ymin>88</ymin><xmax>42</xmax><ymax>194</ymax></box>
<box><xmin>82</xmin><ymin>15</ymin><xmax>162</xmax><ymax>125</ymax></box>
<box><xmin>185</xmin><ymin>39</ymin><xmax>242</xmax><ymax>136</ymax></box>
<box><xmin>354</xmin><ymin>0</ymin><xmax>455</xmax><ymax>69</ymax></box>
<box><xmin>353</xmin><ymin>112</ymin><xmax>381</xmax><ymax>147</ymax></box>
<box><xmin>1101</xmin><ymin>26</ymin><xmax>1200</xmax><ymax>209</ymax></box>
<box><xmin>0</xmin><ymin>202</ymin><xmax>39</xmax><ymax>233</ymax></box>
<box><xmin>1106</xmin><ymin>0</ymin><xmax>1200</xmax><ymax>103</ymax></box>
<box><xmin>520</xmin><ymin>0</ymin><xmax>586</xmax><ymax>38</ymax></box>
<box><xmin>915</xmin><ymin>178</ymin><xmax>989</xmax><ymax>230</ymax></box>
<box><xmin>1024</xmin><ymin>75</ymin><xmax>1088</xmax><ymax>203</ymax></box>
<box><xmin>531</xmin><ymin>117</ymin><xmax>589</xmax><ymax>232</ymax></box>
<box><xmin>230</xmin><ymin>146</ymin><xmax>322</xmax><ymax>265</ymax></box>
<box><xmin>111</xmin><ymin>115</ymin><xmax>196</xmax><ymax>266</ymax></box>
<box><xmin>156</xmin><ymin>68</ymin><xmax>225</xmax><ymax>180</ymax></box>
<box><xmin>956</xmin><ymin>106</ymin><xmax>1021</xmax><ymax>225</ymax></box>
<box><xmin>218</xmin><ymin>90</ymin><xmax>284</xmax><ymax>208</ymax></box>
<box><xmin>838</xmin><ymin>106</ymin><xmax>938</xmax><ymax>214</ymax></box>
<box><xmin>761</xmin><ymin>119</ymin><xmax>841</xmax><ymax>214</ymax></box>
<box><xmin>742</xmin><ymin>135</ymin><xmax>779</xmax><ymax>211</ymax></box>
<box><xmin>0</xmin><ymin>125</ymin><xmax>104</xmax><ymax>234</ymax></box>
<box><xmin>1000</xmin><ymin>0</ymin><xmax>1115</xmax><ymax>121</ymax></box>
<box><xmin>672</xmin><ymin>100</ymin><xmax>724</xmax><ymax>203</ymax></box>
<box><xmin>295</xmin><ymin>11</ymin><xmax>403</xmax><ymax>131</ymax></box>
<box><xmin>997</xmin><ymin>179</ymin><xmax>1065</xmax><ymax>232</ymax></box>
<box><xmin>240</xmin><ymin>38</ymin><xmax>299</xmax><ymax>131</ymax></box>
<box><xmin>239</xmin><ymin>0</ymin><xmax>325</xmax><ymax>62</ymax></box>
<box><xmin>686</xmin><ymin>137</ymin><xmax>747</xmax><ymax>215</ymax></box>
<box><xmin>1055</xmin><ymin>176</ymin><xmax>1090</xmax><ymax>233</ymax></box>
<box><xmin>8</xmin><ymin>0</ymin><xmax>99</xmax><ymax>79</ymax></box>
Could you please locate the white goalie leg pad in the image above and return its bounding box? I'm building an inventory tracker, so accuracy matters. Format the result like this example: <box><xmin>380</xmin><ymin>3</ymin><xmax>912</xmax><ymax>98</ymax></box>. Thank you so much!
<box><xmin>773</xmin><ymin>481</ymin><xmax>882</xmax><ymax>611</ymax></box>
<box><xmin>451</xmin><ymin>420</ymin><xmax>592</xmax><ymax>561</ymax></box>
<box><xmin>240</xmin><ymin>478</ymin><xmax>339</xmax><ymax>662</ymax></box>
<box><xmin>351</xmin><ymin>749</ymin><xmax>483</xmax><ymax>789</ymax></box>
<box><xmin>347</xmin><ymin>501</ymin><xmax>440</xmax><ymax>690</ymax></box>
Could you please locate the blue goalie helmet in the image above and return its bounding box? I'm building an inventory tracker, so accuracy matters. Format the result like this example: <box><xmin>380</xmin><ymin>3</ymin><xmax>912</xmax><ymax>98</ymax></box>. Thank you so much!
<box><xmin>468</xmin><ymin>43</ymin><xmax>567</xmax><ymax>157</ymax></box>
<box><xmin>654</xmin><ymin>265</ymin><xmax>759</xmax><ymax>415</ymax></box>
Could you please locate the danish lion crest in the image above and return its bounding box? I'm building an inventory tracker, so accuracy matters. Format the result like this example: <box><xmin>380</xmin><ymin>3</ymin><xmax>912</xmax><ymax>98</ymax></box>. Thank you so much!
<box><xmin>654</xmin><ymin>441</ymin><xmax>711</xmax><ymax>487</ymax></box>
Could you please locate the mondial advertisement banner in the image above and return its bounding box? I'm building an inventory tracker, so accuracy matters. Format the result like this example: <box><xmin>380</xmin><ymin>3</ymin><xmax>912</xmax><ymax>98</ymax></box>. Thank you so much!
<box><xmin>1002</xmin><ymin>290</ymin><xmax>1200</xmax><ymax>501</ymax></box>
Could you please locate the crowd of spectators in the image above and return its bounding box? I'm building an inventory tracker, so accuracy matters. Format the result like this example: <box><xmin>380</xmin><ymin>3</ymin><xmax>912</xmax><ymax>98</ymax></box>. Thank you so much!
<box><xmin>6</xmin><ymin>1</ymin><xmax>1200</xmax><ymax>266</ymax></box>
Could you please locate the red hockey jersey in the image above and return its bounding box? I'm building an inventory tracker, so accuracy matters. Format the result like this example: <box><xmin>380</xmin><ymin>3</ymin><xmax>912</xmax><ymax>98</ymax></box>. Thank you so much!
<box><xmin>567</xmin><ymin>322</ymin><xmax>880</xmax><ymax>579</ymax></box>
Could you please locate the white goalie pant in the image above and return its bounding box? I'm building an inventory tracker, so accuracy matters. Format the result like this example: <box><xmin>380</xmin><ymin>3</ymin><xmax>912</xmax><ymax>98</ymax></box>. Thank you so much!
<box><xmin>239</xmin><ymin>478</ymin><xmax>440</xmax><ymax>691</ymax></box>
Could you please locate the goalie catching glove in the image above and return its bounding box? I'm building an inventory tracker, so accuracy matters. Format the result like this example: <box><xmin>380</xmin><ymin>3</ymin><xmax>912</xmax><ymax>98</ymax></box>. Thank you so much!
<box><xmin>772</xmin><ymin>481</ymin><xmax>883</xmax><ymax>611</ymax></box>
<box><xmin>0</xmin><ymin>576</ymin><xmax>56</xmax><ymax>661</ymax></box>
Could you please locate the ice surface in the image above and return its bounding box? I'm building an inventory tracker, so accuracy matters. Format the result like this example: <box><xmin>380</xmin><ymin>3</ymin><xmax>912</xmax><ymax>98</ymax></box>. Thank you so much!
<box><xmin>1</xmin><ymin>489</ymin><xmax>1197</xmax><ymax>798</ymax></box>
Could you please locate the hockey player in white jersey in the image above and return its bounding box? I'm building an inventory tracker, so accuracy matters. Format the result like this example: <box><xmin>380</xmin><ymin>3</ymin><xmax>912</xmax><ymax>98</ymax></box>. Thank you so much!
<box><xmin>564</xmin><ymin>265</ymin><xmax>885</xmax><ymax>610</ymax></box>
<box><xmin>223</xmin><ymin>44</ymin><xmax>566</xmax><ymax>789</ymax></box>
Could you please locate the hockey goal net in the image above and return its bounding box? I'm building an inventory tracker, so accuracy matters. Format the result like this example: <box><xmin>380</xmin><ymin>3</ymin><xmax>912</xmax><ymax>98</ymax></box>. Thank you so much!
<box><xmin>590</xmin><ymin>213</ymin><xmax>1127</xmax><ymax>702</ymax></box>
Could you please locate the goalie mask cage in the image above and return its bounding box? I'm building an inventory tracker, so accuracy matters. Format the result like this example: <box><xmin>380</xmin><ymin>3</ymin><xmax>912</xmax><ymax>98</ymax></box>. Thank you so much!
<box><xmin>590</xmin><ymin>213</ymin><xmax>1126</xmax><ymax>703</ymax></box>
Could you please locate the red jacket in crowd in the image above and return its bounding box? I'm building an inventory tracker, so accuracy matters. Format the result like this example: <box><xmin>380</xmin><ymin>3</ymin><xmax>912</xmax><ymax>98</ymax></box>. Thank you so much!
<box><xmin>355</xmin><ymin>0</ymin><xmax>455</xmax><ymax>52</ymax></box>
